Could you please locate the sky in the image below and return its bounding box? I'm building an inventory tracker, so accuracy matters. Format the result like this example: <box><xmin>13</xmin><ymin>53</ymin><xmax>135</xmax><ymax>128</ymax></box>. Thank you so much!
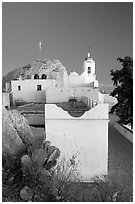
<box><xmin>2</xmin><ymin>2</ymin><xmax>133</xmax><ymax>92</ymax></box>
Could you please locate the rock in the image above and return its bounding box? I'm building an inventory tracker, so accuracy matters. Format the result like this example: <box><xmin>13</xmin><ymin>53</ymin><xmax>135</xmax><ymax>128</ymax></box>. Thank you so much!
<box><xmin>2</xmin><ymin>107</ymin><xmax>34</xmax><ymax>160</ymax></box>
<box><xmin>2</xmin><ymin>107</ymin><xmax>26</xmax><ymax>158</ymax></box>
<box><xmin>20</xmin><ymin>186</ymin><xmax>33</xmax><ymax>201</ymax></box>
<box><xmin>3</xmin><ymin>59</ymin><xmax>67</xmax><ymax>90</ymax></box>
<box><xmin>26</xmin><ymin>59</ymin><xmax>67</xmax><ymax>77</ymax></box>
<box><xmin>8</xmin><ymin>109</ymin><xmax>34</xmax><ymax>145</ymax></box>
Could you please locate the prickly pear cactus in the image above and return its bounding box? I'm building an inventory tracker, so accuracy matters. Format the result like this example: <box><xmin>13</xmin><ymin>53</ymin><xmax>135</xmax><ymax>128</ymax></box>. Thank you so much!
<box><xmin>20</xmin><ymin>139</ymin><xmax>61</xmax><ymax>201</ymax></box>
<box><xmin>32</xmin><ymin>148</ymin><xmax>48</xmax><ymax>168</ymax></box>
<box><xmin>21</xmin><ymin>154</ymin><xmax>33</xmax><ymax>175</ymax></box>
<box><xmin>20</xmin><ymin>186</ymin><xmax>33</xmax><ymax>201</ymax></box>
<box><xmin>47</xmin><ymin>146</ymin><xmax>60</xmax><ymax>162</ymax></box>
<box><xmin>21</xmin><ymin>139</ymin><xmax>60</xmax><ymax>177</ymax></box>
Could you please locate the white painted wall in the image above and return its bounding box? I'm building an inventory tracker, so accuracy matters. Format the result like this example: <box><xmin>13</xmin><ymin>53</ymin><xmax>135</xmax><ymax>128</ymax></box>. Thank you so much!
<box><xmin>2</xmin><ymin>93</ymin><xmax>10</xmax><ymax>108</ymax></box>
<box><xmin>103</xmin><ymin>94</ymin><xmax>117</xmax><ymax>105</ymax></box>
<box><xmin>65</xmin><ymin>75</ymin><xmax>93</xmax><ymax>87</ymax></box>
<box><xmin>10</xmin><ymin>74</ymin><xmax>99</xmax><ymax>104</ymax></box>
<box><xmin>11</xmin><ymin>79</ymin><xmax>55</xmax><ymax>103</ymax></box>
<box><xmin>94</xmin><ymin>79</ymin><xmax>99</xmax><ymax>88</ymax></box>
<box><xmin>46</xmin><ymin>87</ymin><xmax>99</xmax><ymax>103</ymax></box>
<box><xmin>83</xmin><ymin>58</ymin><xmax>95</xmax><ymax>75</ymax></box>
<box><xmin>98</xmin><ymin>92</ymin><xmax>117</xmax><ymax>108</ymax></box>
<box><xmin>6</xmin><ymin>82</ymin><xmax>11</xmax><ymax>92</ymax></box>
<box><xmin>114</xmin><ymin>123</ymin><xmax>133</xmax><ymax>143</ymax></box>
<box><xmin>98</xmin><ymin>92</ymin><xmax>104</xmax><ymax>103</ymax></box>
<box><xmin>63</xmin><ymin>72</ymin><xmax>97</xmax><ymax>88</ymax></box>
<box><xmin>123</xmin><ymin>124</ymin><xmax>132</xmax><ymax>131</ymax></box>
<box><xmin>45</xmin><ymin>103</ymin><xmax>109</xmax><ymax>181</ymax></box>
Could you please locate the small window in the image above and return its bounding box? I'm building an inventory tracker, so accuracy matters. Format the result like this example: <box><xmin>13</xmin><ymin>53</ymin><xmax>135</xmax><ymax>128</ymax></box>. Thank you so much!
<box><xmin>37</xmin><ymin>85</ymin><xmax>42</xmax><ymax>91</ymax></box>
<box><xmin>18</xmin><ymin>85</ymin><xmax>21</xmax><ymax>91</ymax></box>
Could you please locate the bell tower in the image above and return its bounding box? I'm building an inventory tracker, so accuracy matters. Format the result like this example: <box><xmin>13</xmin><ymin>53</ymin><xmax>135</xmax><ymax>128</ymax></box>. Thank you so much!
<box><xmin>83</xmin><ymin>50</ymin><xmax>96</xmax><ymax>76</ymax></box>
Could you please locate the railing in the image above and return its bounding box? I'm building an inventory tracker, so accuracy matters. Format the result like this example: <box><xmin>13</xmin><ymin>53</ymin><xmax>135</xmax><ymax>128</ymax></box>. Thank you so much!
<box><xmin>82</xmin><ymin>96</ymin><xmax>98</xmax><ymax>108</ymax></box>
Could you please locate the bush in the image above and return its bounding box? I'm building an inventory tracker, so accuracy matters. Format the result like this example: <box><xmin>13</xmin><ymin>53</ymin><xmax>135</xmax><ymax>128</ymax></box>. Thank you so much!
<box><xmin>51</xmin><ymin>156</ymin><xmax>81</xmax><ymax>201</ymax></box>
<box><xmin>90</xmin><ymin>174</ymin><xmax>133</xmax><ymax>202</ymax></box>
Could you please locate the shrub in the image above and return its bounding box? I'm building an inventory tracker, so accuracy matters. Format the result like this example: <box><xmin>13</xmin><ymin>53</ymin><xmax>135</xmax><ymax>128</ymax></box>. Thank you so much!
<box><xmin>51</xmin><ymin>156</ymin><xmax>81</xmax><ymax>201</ymax></box>
<box><xmin>90</xmin><ymin>174</ymin><xmax>133</xmax><ymax>202</ymax></box>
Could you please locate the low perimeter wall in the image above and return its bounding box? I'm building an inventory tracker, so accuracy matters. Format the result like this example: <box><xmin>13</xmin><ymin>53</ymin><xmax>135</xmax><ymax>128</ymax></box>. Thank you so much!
<box><xmin>2</xmin><ymin>93</ymin><xmax>10</xmax><ymax>109</ymax></box>
<box><xmin>114</xmin><ymin>123</ymin><xmax>133</xmax><ymax>143</ymax></box>
<box><xmin>45</xmin><ymin>103</ymin><xmax>109</xmax><ymax>182</ymax></box>
<box><xmin>21</xmin><ymin>112</ymin><xmax>45</xmax><ymax>127</ymax></box>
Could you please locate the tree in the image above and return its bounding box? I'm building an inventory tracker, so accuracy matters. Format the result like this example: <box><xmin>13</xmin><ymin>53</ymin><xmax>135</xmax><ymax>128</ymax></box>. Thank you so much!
<box><xmin>110</xmin><ymin>56</ymin><xmax>133</xmax><ymax>128</ymax></box>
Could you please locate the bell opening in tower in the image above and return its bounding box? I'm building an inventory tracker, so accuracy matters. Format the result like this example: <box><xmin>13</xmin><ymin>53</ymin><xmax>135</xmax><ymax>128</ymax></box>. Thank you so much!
<box><xmin>88</xmin><ymin>67</ymin><xmax>91</xmax><ymax>74</ymax></box>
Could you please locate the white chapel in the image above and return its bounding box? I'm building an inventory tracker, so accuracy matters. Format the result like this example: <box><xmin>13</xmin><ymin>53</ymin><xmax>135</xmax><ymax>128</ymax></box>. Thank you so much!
<box><xmin>6</xmin><ymin>51</ymin><xmax>102</xmax><ymax>105</ymax></box>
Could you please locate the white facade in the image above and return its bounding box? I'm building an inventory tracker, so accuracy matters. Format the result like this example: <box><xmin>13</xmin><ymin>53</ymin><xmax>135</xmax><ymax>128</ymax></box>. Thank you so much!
<box><xmin>63</xmin><ymin>52</ymin><xmax>98</xmax><ymax>88</ymax></box>
<box><xmin>83</xmin><ymin>52</ymin><xmax>95</xmax><ymax>75</ymax></box>
<box><xmin>99</xmin><ymin>92</ymin><xmax>117</xmax><ymax>109</ymax></box>
<box><xmin>46</xmin><ymin>87</ymin><xmax>99</xmax><ymax>104</ymax></box>
<box><xmin>11</xmin><ymin>79</ymin><xmax>55</xmax><ymax>104</ymax></box>
<box><xmin>8</xmin><ymin>52</ymin><xmax>99</xmax><ymax>104</ymax></box>
<box><xmin>45</xmin><ymin>103</ymin><xmax>109</xmax><ymax>181</ymax></box>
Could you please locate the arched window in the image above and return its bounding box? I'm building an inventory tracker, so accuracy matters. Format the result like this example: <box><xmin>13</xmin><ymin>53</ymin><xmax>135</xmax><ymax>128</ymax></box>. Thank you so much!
<box><xmin>88</xmin><ymin>67</ymin><xmax>91</xmax><ymax>74</ymax></box>
<box><xmin>41</xmin><ymin>74</ymin><xmax>47</xmax><ymax>79</ymax></box>
<box><xmin>18</xmin><ymin>85</ymin><xmax>21</xmax><ymax>91</ymax></box>
<box><xmin>34</xmin><ymin>74</ymin><xmax>39</xmax><ymax>79</ymax></box>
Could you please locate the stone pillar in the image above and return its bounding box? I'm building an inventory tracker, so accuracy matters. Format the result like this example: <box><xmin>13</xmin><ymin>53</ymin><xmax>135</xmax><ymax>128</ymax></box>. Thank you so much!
<box><xmin>45</xmin><ymin>103</ymin><xmax>109</xmax><ymax>182</ymax></box>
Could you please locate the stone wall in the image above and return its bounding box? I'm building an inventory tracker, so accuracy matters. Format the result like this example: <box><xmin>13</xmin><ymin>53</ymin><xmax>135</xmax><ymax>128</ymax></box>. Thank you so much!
<box><xmin>22</xmin><ymin>112</ymin><xmax>45</xmax><ymax>127</ymax></box>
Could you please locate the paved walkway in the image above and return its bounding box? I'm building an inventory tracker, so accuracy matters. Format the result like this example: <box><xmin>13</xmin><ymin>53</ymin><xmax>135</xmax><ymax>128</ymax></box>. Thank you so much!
<box><xmin>108</xmin><ymin>114</ymin><xmax>133</xmax><ymax>185</ymax></box>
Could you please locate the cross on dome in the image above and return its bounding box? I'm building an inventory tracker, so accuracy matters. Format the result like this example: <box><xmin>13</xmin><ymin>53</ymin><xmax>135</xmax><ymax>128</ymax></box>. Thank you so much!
<box><xmin>87</xmin><ymin>45</ymin><xmax>91</xmax><ymax>58</ymax></box>
<box><xmin>88</xmin><ymin>52</ymin><xmax>91</xmax><ymax>58</ymax></box>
